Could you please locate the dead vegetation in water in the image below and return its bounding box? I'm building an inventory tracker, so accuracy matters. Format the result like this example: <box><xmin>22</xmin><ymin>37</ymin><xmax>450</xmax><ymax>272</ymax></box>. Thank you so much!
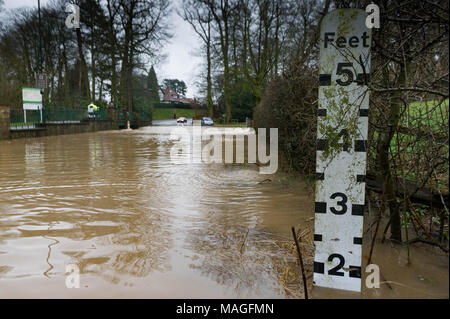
<box><xmin>186</xmin><ymin>218</ymin><xmax>315</xmax><ymax>299</ymax></box>
<box><xmin>272</xmin><ymin>218</ymin><xmax>315</xmax><ymax>298</ymax></box>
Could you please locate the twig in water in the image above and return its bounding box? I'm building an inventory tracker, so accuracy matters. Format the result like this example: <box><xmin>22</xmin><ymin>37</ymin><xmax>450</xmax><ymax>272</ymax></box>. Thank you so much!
<box><xmin>240</xmin><ymin>229</ymin><xmax>250</xmax><ymax>254</ymax></box>
<box><xmin>380</xmin><ymin>271</ymin><xmax>393</xmax><ymax>290</ymax></box>
<box><xmin>291</xmin><ymin>227</ymin><xmax>308</xmax><ymax>299</ymax></box>
<box><xmin>369</xmin><ymin>190</ymin><xmax>385</xmax><ymax>265</ymax></box>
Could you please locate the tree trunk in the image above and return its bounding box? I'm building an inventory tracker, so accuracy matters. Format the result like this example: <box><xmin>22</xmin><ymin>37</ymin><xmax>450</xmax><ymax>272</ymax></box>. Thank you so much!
<box><xmin>76</xmin><ymin>28</ymin><xmax>91</xmax><ymax>100</ymax></box>
<box><xmin>99</xmin><ymin>78</ymin><xmax>103</xmax><ymax>102</ymax></box>
<box><xmin>62</xmin><ymin>44</ymin><xmax>71</xmax><ymax>108</ymax></box>
<box><xmin>111</xmin><ymin>56</ymin><xmax>118</xmax><ymax>104</ymax></box>
<box><xmin>206</xmin><ymin>23</ymin><xmax>213</xmax><ymax>117</ymax></box>
<box><xmin>91</xmin><ymin>43</ymin><xmax>96</xmax><ymax>102</ymax></box>
<box><xmin>120</xmin><ymin>49</ymin><xmax>128</xmax><ymax>110</ymax></box>
<box><xmin>107</xmin><ymin>0</ymin><xmax>118</xmax><ymax>105</ymax></box>
<box><xmin>223</xmin><ymin>50</ymin><xmax>231</xmax><ymax>123</ymax></box>
<box><xmin>376</xmin><ymin>63</ymin><xmax>406</xmax><ymax>242</ymax></box>
<box><xmin>223</xmin><ymin>18</ymin><xmax>231</xmax><ymax>123</ymax></box>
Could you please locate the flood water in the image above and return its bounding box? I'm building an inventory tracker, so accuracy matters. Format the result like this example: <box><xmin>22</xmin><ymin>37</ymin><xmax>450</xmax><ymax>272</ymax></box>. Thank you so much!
<box><xmin>0</xmin><ymin>127</ymin><xmax>448</xmax><ymax>298</ymax></box>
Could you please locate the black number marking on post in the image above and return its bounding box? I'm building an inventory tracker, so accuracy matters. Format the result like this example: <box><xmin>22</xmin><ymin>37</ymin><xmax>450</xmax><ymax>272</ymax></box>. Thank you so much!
<box><xmin>330</xmin><ymin>192</ymin><xmax>348</xmax><ymax>214</ymax></box>
<box><xmin>337</xmin><ymin>129</ymin><xmax>351</xmax><ymax>151</ymax></box>
<box><xmin>328</xmin><ymin>254</ymin><xmax>345</xmax><ymax>276</ymax></box>
<box><xmin>336</xmin><ymin>62</ymin><xmax>354</xmax><ymax>86</ymax></box>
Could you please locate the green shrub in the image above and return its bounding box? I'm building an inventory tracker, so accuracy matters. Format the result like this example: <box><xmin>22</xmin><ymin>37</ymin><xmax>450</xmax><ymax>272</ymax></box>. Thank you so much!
<box><xmin>254</xmin><ymin>65</ymin><xmax>318</xmax><ymax>175</ymax></box>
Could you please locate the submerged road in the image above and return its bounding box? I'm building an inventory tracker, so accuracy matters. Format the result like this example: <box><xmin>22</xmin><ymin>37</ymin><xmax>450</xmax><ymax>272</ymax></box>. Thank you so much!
<box><xmin>0</xmin><ymin>126</ymin><xmax>312</xmax><ymax>298</ymax></box>
<box><xmin>0</xmin><ymin>126</ymin><xmax>448</xmax><ymax>298</ymax></box>
<box><xmin>152</xmin><ymin>119</ymin><xmax>194</xmax><ymax>126</ymax></box>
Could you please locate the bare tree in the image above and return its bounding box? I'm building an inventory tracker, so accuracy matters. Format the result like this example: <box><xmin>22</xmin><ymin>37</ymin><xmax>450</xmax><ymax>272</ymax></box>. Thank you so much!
<box><xmin>117</xmin><ymin>0</ymin><xmax>171</xmax><ymax>112</ymax></box>
<box><xmin>180</xmin><ymin>0</ymin><xmax>214</xmax><ymax>116</ymax></box>
<box><xmin>200</xmin><ymin>0</ymin><xmax>236</xmax><ymax>122</ymax></box>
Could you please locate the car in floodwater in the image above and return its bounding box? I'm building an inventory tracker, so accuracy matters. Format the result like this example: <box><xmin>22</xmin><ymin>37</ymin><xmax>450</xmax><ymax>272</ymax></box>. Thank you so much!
<box><xmin>177</xmin><ymin>117</ymin><xmax>187</xmax><ymax>124</ymax></box>
<box><xmin>201</xmin><ymin>117</ymin><xmax>214</xmax><ymax>126</ymax></box>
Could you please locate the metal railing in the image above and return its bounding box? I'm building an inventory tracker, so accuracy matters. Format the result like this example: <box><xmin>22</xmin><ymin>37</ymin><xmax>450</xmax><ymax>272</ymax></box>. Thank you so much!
<box><xmin>117</xmin><ymin>111</ymin><xmax>151</xmax><ymax>124</ymax></box>
<box><xmin>9</xmin><ymin>109</ymin><xmax>42</xmax><ymax>130</ymax></box>
<box><xmin>9</xmin><ymin>107</ymin><xmax>150</xmax><ymax>130</ymax></box>
<box><xmin>10</xmin><ymin>107</ymin><xmax>110</xmax><ymax>128</ymax></box>
<box><xmin>91</xmin><ymin>108</ymin><xmax>110</xmax><ymax>121</ymax></box>
<box><xmin>44</xmin><ymin>108</ymin><xmax>86</xmax><ymax>124</ymax></box>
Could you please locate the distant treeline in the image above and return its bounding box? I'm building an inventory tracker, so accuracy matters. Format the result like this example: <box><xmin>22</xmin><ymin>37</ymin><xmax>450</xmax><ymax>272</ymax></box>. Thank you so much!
<box><xmin>180</xmin><ymin>0</ymin><xmax>333</xmax><ymax>122</ymax></box>
<box><xmin>0</xmin><ymin>0</ymin><xmax>170</xmax><ymax>113</ymax></box>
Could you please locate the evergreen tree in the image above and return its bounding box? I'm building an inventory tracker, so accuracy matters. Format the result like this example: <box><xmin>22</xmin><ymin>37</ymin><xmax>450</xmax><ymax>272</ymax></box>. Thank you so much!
<box><xmin>147</xmin><ymin>66</ymin><xmax>160</xmax><ymax>103</ymax></box>
<box><xmin>163</xmin><ymin>79</ymin><xmax>187</xmax><ymax>96</ymax></box>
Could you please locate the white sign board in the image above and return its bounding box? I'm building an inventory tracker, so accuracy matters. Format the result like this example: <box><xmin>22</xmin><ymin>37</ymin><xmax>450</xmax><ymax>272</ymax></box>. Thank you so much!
<box><xmin>22</xmin><ymin>88</ymin><xmax>43</xmax><ymax>110</ymax></box>
<box><xmin>313</xmin><ymin>9</ymin><xmax>371</xmax><ymax>292</ymax></box>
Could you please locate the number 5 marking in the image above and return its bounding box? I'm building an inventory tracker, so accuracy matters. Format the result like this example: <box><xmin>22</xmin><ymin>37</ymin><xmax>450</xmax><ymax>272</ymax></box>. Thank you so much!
<box><xmin>336</xmin><ymin>62</ymin><xmax>353</xmax><ymax>86</ymax></box>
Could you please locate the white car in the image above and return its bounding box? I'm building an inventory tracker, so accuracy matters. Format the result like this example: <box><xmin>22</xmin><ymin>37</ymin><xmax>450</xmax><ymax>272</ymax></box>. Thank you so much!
<box><xmin>177</xmin><ymin>117</ymin><xmax>187</xmax><ymax>124</ymax></box>
<box><xmin>201</xmin><ymin>117</ymin><xmax>214</xmax><ymax>126</ymax></box>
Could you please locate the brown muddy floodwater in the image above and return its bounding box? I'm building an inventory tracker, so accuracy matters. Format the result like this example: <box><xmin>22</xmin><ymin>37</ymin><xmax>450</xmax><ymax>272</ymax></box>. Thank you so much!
<box><xmin>0</xmin><ymin>127</ymin><xmax>448</xmax><ymax>298</ymax></box>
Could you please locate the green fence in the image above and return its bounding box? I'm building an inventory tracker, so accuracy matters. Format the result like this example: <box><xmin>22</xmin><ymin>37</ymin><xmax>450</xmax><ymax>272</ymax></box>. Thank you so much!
<box><xmin>9</xmin><ymin>107</ymin><xmax>146</xmax><ymax>130</ymax></box>
<box><xmin>10</xmin><ymin>108</ymin><xmax>111</xmax><ymax>128</ymax></box>
<box><xmin>117</xmin><ymin>111</ymin><xmax>135</xmax><ymax>127</ymax></box>
<box><xmin>118</xmin><ymin>111</ymin><xmax>126</xmax><ymax>126</ymax></box>
<box><xmin>92</xmin><ymin>108</ymin><xmax>110</xmax><ymax>121</ymax></box>
<box><xmin>44</xmin><ymin>108</ymin><xmax>86</xmax><ymax>123</ymax></box>
<box><xmin>117</xmin><ymin>111</ymin><xmax>151</xmax><ymax>127</ymax></box>
<box><xmin>9</xmin><ymin>109</ymin><xmax>42</xmax><ymax>129</ymax></box>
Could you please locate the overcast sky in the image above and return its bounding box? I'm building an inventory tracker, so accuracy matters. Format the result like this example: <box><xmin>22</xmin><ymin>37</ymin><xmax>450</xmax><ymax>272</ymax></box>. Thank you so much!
<box><xmin>2</xmin><ymin>0</ymin><xmax>203</xmax><ymax>97</ymax></box>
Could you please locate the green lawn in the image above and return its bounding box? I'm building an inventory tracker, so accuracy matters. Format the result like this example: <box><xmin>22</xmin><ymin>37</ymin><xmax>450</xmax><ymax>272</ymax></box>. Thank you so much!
<box><xmin>10</xmin><ymin>122</ymin><xmax>39</xmax><ymax>127</ymax></box>
<box><xmin>405</xmin><ymin>99</ymin><xmax>448</xmax><ymax>130</ymax></box>
<box><xmin>152</xmin><ymin>108</ymin><xmax>196</xmax><ymax>120</ymax></box>
<box><xmin>393</xmin><ymin>99</ymin><xmax>448</xmax><ymax>152</ymax></box>
<box><xmin>371</xmin><ymin>99</ymin><xmax>448</xmax><ymax>155</ymax></box>
<box><xmin>370</xmin><ymin>99</ymin><xmax>449</xmax><ymax>184</ymax></box>
<box><xmin>214</xmin><ymin>122</ymin><xmax>247</xmax><ymax>127</ymax></box>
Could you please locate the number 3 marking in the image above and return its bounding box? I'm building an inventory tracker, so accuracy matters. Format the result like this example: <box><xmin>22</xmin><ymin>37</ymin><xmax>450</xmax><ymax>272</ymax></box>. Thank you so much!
<box><xmin>330</xmin><ymin>192</ymin><xmax>348</xmax><ymax>214</ymax></box>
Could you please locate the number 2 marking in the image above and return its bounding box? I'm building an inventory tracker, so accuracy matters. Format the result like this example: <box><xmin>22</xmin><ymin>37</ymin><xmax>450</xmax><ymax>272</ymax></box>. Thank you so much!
<box><xmin>328</xmin><ymin>254</ymin><xmax>345</xmax><ymax>276</ymax></box>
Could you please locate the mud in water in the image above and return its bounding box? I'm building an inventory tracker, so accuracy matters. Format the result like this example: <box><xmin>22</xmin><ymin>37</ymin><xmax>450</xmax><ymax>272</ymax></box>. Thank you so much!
<box><xmin>0</xmin><ymin>127</ymin><xmax>448</xmax><ymax>298</ymax></box>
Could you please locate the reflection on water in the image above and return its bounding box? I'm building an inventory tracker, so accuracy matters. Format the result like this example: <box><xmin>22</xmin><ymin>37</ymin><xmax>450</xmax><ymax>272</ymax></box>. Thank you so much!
<box><xmin>0</xmin><ymin>128</ymin><xmax>310</xmax><ymax>298</ymax></box>
<box><xmin>0</xmin><ymin>127</ymin><xmax>448</xmax><ymax>298</ymax></box>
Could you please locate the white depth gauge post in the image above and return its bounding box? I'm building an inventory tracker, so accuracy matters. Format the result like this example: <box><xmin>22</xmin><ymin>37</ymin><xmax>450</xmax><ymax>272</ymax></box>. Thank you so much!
<box><xmin>313</xmin><ymin>9</ymin><xmax>371</xmax><ymax>292</ymax></box>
